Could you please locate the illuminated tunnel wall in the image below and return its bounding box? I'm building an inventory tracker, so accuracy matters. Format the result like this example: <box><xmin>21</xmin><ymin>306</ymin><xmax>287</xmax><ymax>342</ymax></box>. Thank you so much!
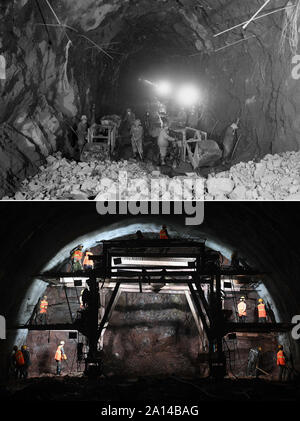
<box><xmin>1</xmin><ymin>1</ymin><xmax>300</xmax><ymax>196</ymax></box>
<box><xmin>1</xmin><ymin>202</ymin><xmax>300</xmax><ymax>378</ymax></box>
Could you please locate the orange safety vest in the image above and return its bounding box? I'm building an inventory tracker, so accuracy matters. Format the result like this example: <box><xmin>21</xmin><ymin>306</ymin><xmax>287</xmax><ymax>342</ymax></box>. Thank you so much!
<box><xmin>39</xmin><ymin>299</ymin><xmax>48</xmax><ymax>314</ymax></box>
<box><xmin>277</xmin><ymin>350</ymin><xmax>286</xmax><ymax>366</ymax></box>
<box><xmin>237</xmin><ymin>302</ymin><xmax>247</xmax><ymax>317</ymax></box>
<box><xmin>83</xmin><ymin>252</ymin><xmax>94</xmax><ymax>267</ymax></box>
<box><xmin>160</xmin><ymin>229</ymin><xmax>168</xmax><ymax>239</ymax></box>
<box><xmin>15</xmin><ymin>350</ymin><xmax>25</xmax><ymax>366</ymax></box>
<box><xmin>55</xmin><ymin>345</ymin><xmax>66</xmax><ymax>361</ymax></box>
<box><xmin>73</xmin><ymin>250</ymin><xmax>83</xmax><ymax>262</ymax></box>
<box><xmin>258</xmin><ymin>303</ymin><xmax>267</xmax><ymax>318</ymax></box>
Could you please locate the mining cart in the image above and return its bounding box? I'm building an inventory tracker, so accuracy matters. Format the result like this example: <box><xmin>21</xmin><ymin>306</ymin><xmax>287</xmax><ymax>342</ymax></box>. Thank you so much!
<box><xmin>81</xmin><ymin>117</ymin><xmax>121</xmax><ymax>162</ymax></box>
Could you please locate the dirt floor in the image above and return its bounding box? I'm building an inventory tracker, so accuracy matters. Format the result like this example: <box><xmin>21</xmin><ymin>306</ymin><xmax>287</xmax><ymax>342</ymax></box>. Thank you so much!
<box><xmin>2</xmin><ymin>375</ymin><xmax>300</xmax><ymax>402</ymax></box>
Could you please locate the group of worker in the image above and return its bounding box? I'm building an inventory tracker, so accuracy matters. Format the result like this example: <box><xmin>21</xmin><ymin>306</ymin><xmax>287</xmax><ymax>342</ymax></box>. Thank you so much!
<box><xmin>11</xmin><ymin>345</ymin><xmax>31</xmax><ymax>379</ymax></box>
<box><xmin>123</xmin><ymin>107</ymin><xmax>178</xmax><ymax>165</ymax></box>
<box><xmin>237</xmin><ymin>296</ymin><xmax>268</xmax><ymax>323</ymax></box>
<box><xmin>70</xmin><ymin>245</ymin><xmax>94</xmax><ymax>272</ymax></box>
<box><xmin>247</xmin><ymin>344</ymin><xmax>290</xmax><ymax>382</ymax></box>
<box><xmin>11</xmin><ymin>341</ymin><xmax>67</xmax><ymax>378</ymax></box>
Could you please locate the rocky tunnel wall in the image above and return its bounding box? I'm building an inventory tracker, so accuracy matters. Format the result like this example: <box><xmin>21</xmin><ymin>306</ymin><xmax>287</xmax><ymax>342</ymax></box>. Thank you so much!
<box><xmin>1</xmin><ymin>0</ymin><xmax>300</xmax><ymax>197</ymax></box>
<box><xmin>0</xmin><ymin>202</ymin><xmax>300</xmax><ymax>378</ymax></box>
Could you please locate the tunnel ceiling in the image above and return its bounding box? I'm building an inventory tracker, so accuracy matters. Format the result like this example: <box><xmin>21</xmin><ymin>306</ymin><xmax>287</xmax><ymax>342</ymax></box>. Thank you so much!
<box><xmin>1</xmin><ymin>0</ymin><xmax>300</xmax><ymax>197</ymax></box>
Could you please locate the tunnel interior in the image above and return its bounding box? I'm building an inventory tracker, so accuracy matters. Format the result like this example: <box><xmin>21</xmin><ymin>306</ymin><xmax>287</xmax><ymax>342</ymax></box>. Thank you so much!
<box><xmin>1</xmin><ymin>0</ymin><xmax>300</xmax><ymax>197</ymax></box>
<box><xmin>1</xmin><ymin>202</ymin><xmax>300</xmax><ymax>398</ymax></box>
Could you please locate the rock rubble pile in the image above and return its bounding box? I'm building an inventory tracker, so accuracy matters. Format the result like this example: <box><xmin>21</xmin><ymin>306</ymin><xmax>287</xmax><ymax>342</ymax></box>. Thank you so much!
<box><xmin>2</xmin><ymin>150</ymin><xmax>300</xmax><ymax>201</ymax></box>
<box><xmin>206</xmin><ymin>151</ymin><xmax>300</xmax><ymax>200</ymax></box>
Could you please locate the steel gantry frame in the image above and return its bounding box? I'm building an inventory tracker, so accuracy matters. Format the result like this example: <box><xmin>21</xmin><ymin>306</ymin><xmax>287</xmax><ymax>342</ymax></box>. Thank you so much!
<box><xmin>14</xmin><ymin>238</ymin><xmax>294</xmax><ymax>378</ymax></box>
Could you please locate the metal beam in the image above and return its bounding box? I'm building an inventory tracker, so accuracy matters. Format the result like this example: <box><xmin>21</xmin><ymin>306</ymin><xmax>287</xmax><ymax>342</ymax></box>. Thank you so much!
<box><xmin>97</xmin><ymin>283</ymin><xmax>121</xmax><ymax>341</ymax></box>
<box><xmin>187</xmin><ymin>282</ymin><xmax>211</xmax><ymax>339</ymax></box>
<box><xmin>224</xmin><ymin>322</ymin><xmax>295</xmax><ymax>334</ymax></box>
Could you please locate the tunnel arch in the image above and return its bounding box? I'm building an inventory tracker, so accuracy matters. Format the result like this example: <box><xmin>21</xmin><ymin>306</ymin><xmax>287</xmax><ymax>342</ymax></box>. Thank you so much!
<box><xmin>1</xmin><ymin>202</ymin><xmax>300</xmax><ymax>376</ymax></box>
<box><xmin>1</xmin><ymin>0</ymin><xmax>300</xmax><ymax>196</ymax></box>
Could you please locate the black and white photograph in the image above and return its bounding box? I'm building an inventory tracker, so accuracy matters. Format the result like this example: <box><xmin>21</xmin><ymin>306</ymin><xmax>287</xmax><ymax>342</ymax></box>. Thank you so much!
<box><xmin>1</xmin><ymin>0</ymin><xmax>300</xmax><ymax>415</ymax></box>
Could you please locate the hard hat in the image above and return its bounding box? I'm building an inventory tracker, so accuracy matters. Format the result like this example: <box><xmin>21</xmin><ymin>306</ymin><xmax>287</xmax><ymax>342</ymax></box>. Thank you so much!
<box><xmin>258</xmin><ymin>298</ymin><xmax>263</xmax><ymax>302</ymax></box>
<box><xmin>81</xmin><ymin>115</ymin><xmax>87</xmax><ymax>121</ymax></box>
<box><xmin>231</xmin><ymin>123</ymin><xmax>238</xmax><ymax>130</ymax></box>
<box><xmin>240</xmin><ymin>296</ymin><xmax>245</xmax><ymax>300</ymax></box>
<box><xmin>60</xmin><ymin>341</ymin><xmax>65</xmax><ymax>345</ymax></box>
<box><xmin>258</xmin><ymin>347</ymin><xmax>262</xmax><ymax>351</ymax></box>
<box><xmin>21</xmin><ymin>345</ymin><xmax>27</xmax><ymax>350</ymax></box>
<box><xmin>44</xmin><ymin>295</ymin><xmax>47</xmax><ymax>299</ymax></box>
<box><xmin>13</xmin><ymin>345</ymin><xmax>18</xmax><ymax>351</ymax></box>
<box><xmin>278</xmin><ymin>345</ymin><xmax>283</xmax><ymax>350</ymax></box>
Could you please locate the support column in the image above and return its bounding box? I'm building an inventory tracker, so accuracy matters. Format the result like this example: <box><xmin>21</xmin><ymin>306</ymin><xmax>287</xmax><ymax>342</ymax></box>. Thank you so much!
<box><xmin>86</xmin><ymin>274</ymin><xmax>100</xmax><ymax>364</ymax></box>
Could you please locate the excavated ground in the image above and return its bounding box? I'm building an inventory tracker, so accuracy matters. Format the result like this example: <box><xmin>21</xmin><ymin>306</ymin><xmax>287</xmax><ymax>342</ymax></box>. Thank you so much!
<box><xmin>3</xmin><ymin>150</ymin><xmax>300</xmax><ymax>201</ymax></box>
<box><xmin>2</xmin><ymin>376</ymin><xmax>300</xmax><ymax>401</ymax></box>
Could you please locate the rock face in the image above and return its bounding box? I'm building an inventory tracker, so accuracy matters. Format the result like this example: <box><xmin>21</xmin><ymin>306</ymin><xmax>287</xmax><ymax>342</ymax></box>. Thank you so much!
<box><xmin>4</xmin><ymin>149</ymin><xmax>300</xmax><ymax>201</ymax></box>
<box><xmin>26</xmin><ymin>286</ymin><xmax>202</xmax><ymax>377</ymax></box>
<box><xmin>1</xmin><ymin>0</ymin><xmax>300</xmax><ymax>196</ymax></box>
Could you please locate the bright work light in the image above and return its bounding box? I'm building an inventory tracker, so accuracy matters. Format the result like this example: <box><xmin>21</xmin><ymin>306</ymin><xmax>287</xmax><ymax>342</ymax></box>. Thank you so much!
<box><xmin>176</xmin><ymin>84</ymin><xmax>200</xmax><ymax>107</ymax></box>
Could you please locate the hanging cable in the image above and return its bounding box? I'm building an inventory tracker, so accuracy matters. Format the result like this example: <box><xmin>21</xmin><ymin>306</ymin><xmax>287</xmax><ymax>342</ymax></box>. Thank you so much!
<box><xmin>34</xmin><ymin>0</ymin><xmax>52</xmax><ymax>46</ymax></box>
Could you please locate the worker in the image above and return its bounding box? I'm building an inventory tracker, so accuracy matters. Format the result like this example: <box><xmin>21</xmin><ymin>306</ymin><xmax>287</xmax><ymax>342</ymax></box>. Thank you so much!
<box><xmin>79</xmin><ymin>289</ymin><xmax>85</xmax><ymax>309</ymax></box>
<box><xmin>55</xmin><ymin>340</ymin><xmax>67</xmax><ymax>375</ymax></box>
<box><xmin>83</xmin><ymin>249</ymin><xmax>94</xmax><ymax>270</ymax></box>
<box><xmin>20</xmin><ymin>345</ymin><xmax>31</xmax><ymax>379</ymax></box>
<box><xmin>136</xmin><ymin>230</ymin><xmax>144</xmax><ymax>239</ymax></box>
<box><xmin>222</xmin><ymin>121</ymin><xmax>239</xmax><ymax>164</ymax></box>
<box><xmin>157</xmin><ymin>123</ymin><xmax>176</xmax><ymax>165</ymax></box>
<box><xmin>13</xmin><ymin>345</ymin><xmax>25</xmax><ymax>379</ymax></box>
<box><xmin>247</xmin><ymin>346</ymin><xmax>262</xmax><ymax>377</ymax></box>
<box><xmin>81</xmin><ymin>286</ymin><xmax>91</xmax><ymax>309</ymax></box>
<box><xmin>130</xmin><ymin>119</ymin><xmax>143</xmax><ymax>159</ymax></box>
<box><xmin>237</xmin><ymin>296</ymin><xmax>247</xmax><ymax>323</ymax></box>
<box><xmin>38</xmin><ymin>295</ymin><xmax>48</xmax><ymax>325</ymax></box>
<box><xmin>277</xmin><ymin>345</ymin><xmax>287</xmax><ymax>381</ymax></box>
<box><xmin>122</xmin><ymin>108</ymin><xmax>136</xmax><ymax>136</ymax></box>
<box><xmin>77</xmin><ymin>115</ymin><xmax>88</xmax><ymax>159</ymax></box>
<box><xmin>71</xmin><ymin>245</ymin><xmax>84</xmax><ymax>271</ymax></box>
<box><xmin>160</xmin><ymin>225</ymin><xmax>169</xmax><ymax>239</ymax></box>
<box><xmin>257</xmin><ymin>298</ymin><xmax>267</xmax><ymax>323</ymax></box>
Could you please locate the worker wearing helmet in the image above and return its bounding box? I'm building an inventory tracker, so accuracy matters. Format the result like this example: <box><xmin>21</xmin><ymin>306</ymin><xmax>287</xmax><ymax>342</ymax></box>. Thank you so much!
<box><xmin>277</xmin><ymin>345</ymin><xmax>288</xmax><ymax>382</ymax></box>
<box><xmin>157</xmin><ymin>122</ymin><xmax>176</xmax><ymax>165</ymax></box>
<box><xmin>13</xmin><ymin>345</ymin><xmax>25</xmax><ymax>379</ymax></box>
<box><xmin>71</xmin><ymin>245</ymin><xmax>84</xmax><ymax>272</ymax></box>
<box><xmin>257</xmin><ymin>298</ymin><xmax>267</xmax><ymax>323</ymax></box>
<box><xmin>130</xmin><ymin>119</ymin><xmax>143</xmax><ymax>160</ymax></box>
<box><xmin>55</xmin><ymin>341</ymin><xmax>67</xmax><ymax>375</ymax></box>
<box><xmin>83</xmin><ymin>249</ymin><xmax>94</xmax><ymax>271</ymax></box>
<box><xmin>38</xmin><ymin>295</ymin><xmax>48</xmax><ymax>325</ymax></box>
<box><xmin>247</xmin><ymin>346</ymin><xmax>262</xmax><ymax>377</ymax></box>
<box><xmin>160</xmin><ymin>225</ymin><xmax>169</xmax><ymax>239</ymax></box>
<box><xmin>20</xmin><ymin>345</ymin><xmax>31</xmax><ymax>379</ymax></box>
<box><xmin>237</xmin><ymin>296</ymin><xmax>247</xmax><ymax>323</ymax></box>
<box><xmin>77</xmin><ymin>115</ymin><xmax>88</xmax><ymax>160</ymax></box>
